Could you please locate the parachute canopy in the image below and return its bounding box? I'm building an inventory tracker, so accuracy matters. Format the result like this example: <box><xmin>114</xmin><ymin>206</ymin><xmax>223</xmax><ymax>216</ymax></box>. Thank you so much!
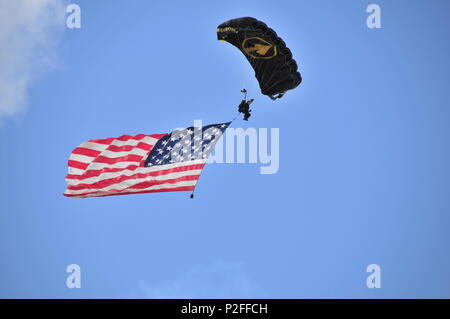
<box><xmin>217</xmin><ymin>17</ymin><xmax>302</xmax><ymax>100</ymax></box>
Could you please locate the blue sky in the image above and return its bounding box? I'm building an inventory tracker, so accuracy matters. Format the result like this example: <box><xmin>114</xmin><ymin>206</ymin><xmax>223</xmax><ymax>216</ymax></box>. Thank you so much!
<box><xmin>1</xmin><ymin>0</ymin><xmax>450</xmax><ymax>298</ymax></box>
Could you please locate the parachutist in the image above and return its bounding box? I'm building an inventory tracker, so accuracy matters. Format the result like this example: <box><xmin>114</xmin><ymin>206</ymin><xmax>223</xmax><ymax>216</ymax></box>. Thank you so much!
<box><xmin>238</xmin><ymin>98</ymin><xmax>254</xmax><ymax>121</ymax></box>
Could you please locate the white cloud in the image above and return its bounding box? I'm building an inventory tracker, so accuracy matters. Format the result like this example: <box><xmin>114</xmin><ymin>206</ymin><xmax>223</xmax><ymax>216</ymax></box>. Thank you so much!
<box><xmin>137</xmin><ymin>261</ymin><xmax>263</xmax><ymax>299</ymax></box>
<box><xmin>0</xmin><ymin>0</ymin><xmax>67</xmax><ymax>119</ymax></box>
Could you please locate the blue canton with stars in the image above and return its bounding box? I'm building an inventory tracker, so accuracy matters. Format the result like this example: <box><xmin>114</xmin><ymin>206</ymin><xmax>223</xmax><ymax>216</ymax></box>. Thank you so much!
<box><xmin>145</xmin><ymin>122</ymin><xmax>231</xmax><ymax>167</ymax></box>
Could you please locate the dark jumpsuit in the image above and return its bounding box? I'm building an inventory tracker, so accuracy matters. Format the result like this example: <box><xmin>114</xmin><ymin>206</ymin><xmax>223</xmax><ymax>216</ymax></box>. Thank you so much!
<box><xmin>238</xmin><ymin>99</ymin><xmax>253</xmax><ymax>121</ymax></box>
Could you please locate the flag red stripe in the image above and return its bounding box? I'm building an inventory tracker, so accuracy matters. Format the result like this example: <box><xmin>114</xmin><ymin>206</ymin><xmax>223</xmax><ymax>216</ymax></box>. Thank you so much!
<box><xmin>63</xmin><ymin>186</ymin><xmax>195</xmax><ymax>198</ymax></box>
<box><xmin>119</xmin><ymin>175</ymin><xmax>199</xmax><ymax>191</ymax></box>
<box><xmin>89</xmin><ymin>135</ymin><xmax>145</xmax><ymax>144</ymax></box>
<box><xmin>105</xmin><ymin>142</ymin><xmax>152</xmax><ymax>153</ymax></box>
<box><xmin>66</xmin><ymin>164</ymin><xmax>142</xmax><ymax>179</ymax></box>
<box><xmin>89</xmin><ymin>133</ymin><xmax>166</xmax><ymax>145</ymax></box>
<box><xmin>68</xmin><ymin>160</ymin><xmax>89</xmax><ymax>170</ymax></box>
<box><xmin>92</xmin><ymin>154</ymin><xmax>144</xmax><ymax>164</ymax></box>
<box><xmin>67</xmin><ymin>173</ymin><xmax>199</xmax><ymax>191</ymax></box>
<box><xmin>72</xmin><ymin>147</ymin><xmax>102</xmax><ymax>157</ymax></box>
<box><xmin>66</xmin><ymin>163</ymin><xmax>205</xmax><ymax>181</ymax></box>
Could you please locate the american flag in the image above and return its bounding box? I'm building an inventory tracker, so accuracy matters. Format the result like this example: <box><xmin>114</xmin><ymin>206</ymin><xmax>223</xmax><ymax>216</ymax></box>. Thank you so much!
<box><xmin>64</xmin><ymin>122</ymin><xmax>231</xmax><ymax>198</ymax></box>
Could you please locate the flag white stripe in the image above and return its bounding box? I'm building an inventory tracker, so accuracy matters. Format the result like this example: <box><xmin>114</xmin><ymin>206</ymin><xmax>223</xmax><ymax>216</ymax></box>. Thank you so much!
<box><xmin>76</xmin><ymin>141</ymin><xmax>109</xmax><ymax>152</ymax></box>
<box><xmin>84</xmin><ymin>161</ymin><xmax>145</xmax><ymax>171</ymax></box>
<box><xmin>67</xmin><ymin>159</ymin><xmax>206</xmax><ymax>178</ymax></box>
<box><xmin>97</xmin><ymin>149</ymin><xmax>150</xmax><ymax>159</ymax></box>
<box><xmin>68</xmin><ymin>167</ymin><xmax>86</xmax><ymax>175</ymax></box>
<box><xmin>108</xmin><ymin>136</ymin><xmax>158</xmax><ymax>148</ymax></box>
<box><xmin>64</xmin><ymin>173</ymin><xmax>199</xmax><ymax>195</ymax></box>
<box><xmin>69</xmin><ymin>149</ymin><xmax>149</xmax><ymax>164</ymax></box>
<box><xmin>75</xmin><ymin>136</ymin><xmax>158</xmax><ymax>152</ymax></box>
<box><xmin>68</xmin><ymin>180</ymin><xmax>198</xmax><ymax>198</ymax></box>
<box><xmin>66</xmin><ymin>168</ymin><xmax>203</xmax><ymax>187</ymax></box>
<box><xmin>69</xmin><ymin>154</ymin><xmax>98</xmax><ymax>164</ymax></box>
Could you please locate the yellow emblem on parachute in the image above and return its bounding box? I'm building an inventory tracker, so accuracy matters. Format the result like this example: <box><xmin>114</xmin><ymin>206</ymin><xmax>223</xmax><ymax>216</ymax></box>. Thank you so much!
<box><xmin>242</xmin><ymin>37</ymin><xmax>277</xmax><ymax>59</ymax></box>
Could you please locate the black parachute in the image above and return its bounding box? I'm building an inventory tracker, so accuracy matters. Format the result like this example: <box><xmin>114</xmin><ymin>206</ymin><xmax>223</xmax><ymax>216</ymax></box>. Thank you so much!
<box><xmin>217</xmin><ymin>17</ymin><xmax>302</xmax><ymax>100</ymax></box>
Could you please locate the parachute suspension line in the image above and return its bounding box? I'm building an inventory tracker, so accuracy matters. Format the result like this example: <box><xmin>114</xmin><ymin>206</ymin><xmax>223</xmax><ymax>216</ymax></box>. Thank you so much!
<box><xmin>240</xmin><ymin>88</ymin><xmax>249</xmax><ymax>102</ymax></box>
<box><xmin>231</xmin><ymin>113</ymin><xmax>240</xmax><ymax>123</ymax></box>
